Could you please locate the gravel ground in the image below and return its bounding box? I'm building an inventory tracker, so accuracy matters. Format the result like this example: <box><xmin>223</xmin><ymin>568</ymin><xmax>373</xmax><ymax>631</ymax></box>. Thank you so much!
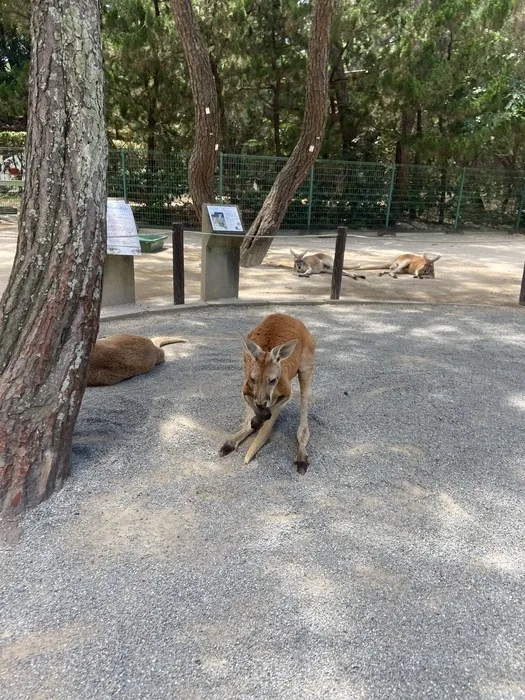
<box><xmin>1</xmin><ymin>303</ymin><xmax>525</xmax><ymax>700</ymax></box>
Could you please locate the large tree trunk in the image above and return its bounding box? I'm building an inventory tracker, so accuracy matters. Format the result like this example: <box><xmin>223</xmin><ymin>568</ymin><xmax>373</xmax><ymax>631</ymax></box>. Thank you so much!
<box><xmin>170</xmin><ymin>0</ymin><xmax>219</xmax><ymax>222</ymax></box>
<box><xmin>240</xmin><ymin>0</ymin><xmax>335</xmax><ymax>267</ymax></box>
<box><xmin>0</xmin><ymin>0</ymin><xmax>107</xmax><ymax>516</ymax></box>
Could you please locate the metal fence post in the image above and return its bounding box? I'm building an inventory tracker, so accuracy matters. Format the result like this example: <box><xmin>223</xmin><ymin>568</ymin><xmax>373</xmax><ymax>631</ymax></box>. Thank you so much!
<box><xmin>218</xmin><ymin>151</ymin><xmax>224</xmax><ymax>202</ymax></box>
<box><xmin>330</xmin><ymin>226</ymin><xmax>348</xmax><ymax>300</ymax></box>
<box><xmin>515</xmin><ymin>185</ymin><xmax>525</xmax><ymax>231</ymax></box>
<box><xmin>306</xmin><ymin>165</ymin><xmax>315</xmax><ymax>230</ymax></box>
<box><xmin>120</xmin><ymin>149</ymin><xmax>128</xmax><ymax>202</ymax></box>
<box><xmin>384</xmin><ymin>164</ymin><xmax>396</xmax><ymax>231</ymax></box>
<box><xmin>172</xmin><ymin>221</ymin><xmax>185</xmax><ymax>305</ymax></box>
<box><xmin>453</xmin><ymin>167</ymin><xmax>466</xmax><ymax>231</ymax></box>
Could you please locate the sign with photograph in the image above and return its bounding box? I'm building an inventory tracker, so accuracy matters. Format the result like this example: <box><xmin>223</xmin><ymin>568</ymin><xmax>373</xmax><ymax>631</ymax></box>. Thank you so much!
<box><xmin>206</xmin><ymin>204</ymin><xmax>244</xmax><ymax>233</ymax></box>
<box><xmin>106</xmin><ymin>198</ymin><xmax>141</xmax><ymax>255</ymax></box>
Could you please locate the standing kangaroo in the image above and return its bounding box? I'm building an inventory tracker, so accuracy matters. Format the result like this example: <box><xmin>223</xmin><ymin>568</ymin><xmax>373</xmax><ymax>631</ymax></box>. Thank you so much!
<box><xmin>290</xmin><ymin>249</ymin><xmax>366</xmax><ymax>280</ymax></box>
<box><xmin>220</xmin><ymin>313</ymin><xmax>315</xmax><ymax>474</ymax></box>
<box><xmin>347</xmin><ymin>253</ymin><xmax>441</xmax><ymax>279</ymax></box>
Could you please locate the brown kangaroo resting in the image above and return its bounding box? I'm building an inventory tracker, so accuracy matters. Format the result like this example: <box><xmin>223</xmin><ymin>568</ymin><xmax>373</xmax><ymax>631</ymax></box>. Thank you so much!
<box><xmin>290</xmin><ymin>248</ymin><xmax>366</xmax><ymax>280</ymax></box>
<box><xmin>347</xmin><ymin>253</ymin><xmax>441</xmax><ymax>278</ymax></box>
<box><xmin>220</xmin><ymin>313</ymin><xmax>316</xmax><ymax>473</ymax></box>
<box><xmin>87</xmin><ymin>335</ymin><xmax>185</xmax><ymax>386</ymax></box>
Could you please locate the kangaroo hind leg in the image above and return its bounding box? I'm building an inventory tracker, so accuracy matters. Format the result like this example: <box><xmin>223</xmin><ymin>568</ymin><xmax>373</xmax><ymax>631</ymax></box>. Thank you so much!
<box><xmin>295</xmin><ymin>366</ymin><xmax>313</xmax><ymax>474</ymax></box>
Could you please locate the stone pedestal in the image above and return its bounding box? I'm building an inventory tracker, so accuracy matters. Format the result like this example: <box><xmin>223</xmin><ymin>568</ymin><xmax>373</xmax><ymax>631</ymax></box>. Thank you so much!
<box><xmin>200</xmin><ymin>204</ymin><xmax>245</xmax><ymax>301</ymax></box>
<box><xmin>102</xmin><ymin>255</ymin><xmax>135</xmax><ymax>306</ymax></box>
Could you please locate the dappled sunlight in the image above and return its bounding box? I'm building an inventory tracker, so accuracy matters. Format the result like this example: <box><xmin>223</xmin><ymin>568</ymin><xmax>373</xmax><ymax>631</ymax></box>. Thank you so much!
<box><xmin>160</xmin><ymin>413</ymin><xmax>224</xmax><ymax>442</ymax></box>
<box><xmin>409</xmin><ymin>324</ymin><xmax>479</xmax><ymax>344</ymax></box>
<box><xmin>345</xmin><ymin>443</ymin><xmax>425</xmax><ymax>459</ymax></box>
<box><xmin>437</xmin><ymin>491</ymin><xmax>475</xmax><ymax>524</ymax></box>
<box><xmin>73</xmin><ymin>492</ymin><xmax>201</xmax><ymax>563</ymax></box>
<box><xmin>352</xmin><ymin>319</ymin><xmax>403</xmax><ymax>334</ymax></box>
<box><xmin>506</xmin><ymin>394</ymin><xmax>525</xmax><ymax>411</ymax></box>
<box><xmin>473</xmin><ymin>550</ymin><xmax>525</xmax><ymax>575</ymax></box>
<box><xmin>5</xmin><ymin>301</ymin><xmax>525</xmax><ymax>699</ymax></box>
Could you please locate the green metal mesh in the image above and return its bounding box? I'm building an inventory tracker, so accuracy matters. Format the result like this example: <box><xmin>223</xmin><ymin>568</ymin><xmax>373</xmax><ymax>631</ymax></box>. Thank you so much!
<box><xmin>459</xmin><ymin>168</ymin><xmax>525</xmax><ymax>230</ymax></box>
<box><xmin>388</xmin><ymin>164</ymin><xmax>463</xmax><ymax>228</ymax></box>
<box><xmin>2</xmin><ymin>146</ymin><xmax>525</xmax><ymax>232</ymax></box>
<box><xmin>219</xmin><ymin>153</ymin><xmax>311</xmax><ymax>230</ymax></box>
<box><xmin>108</xmin><ymin>149</ymin><xmax>198</xmax><ymax>228</ymax></box>
<box><xmin>310</xmin><ymin>160</ymin><xmax>391</xmax><ymax>230</ymax></box>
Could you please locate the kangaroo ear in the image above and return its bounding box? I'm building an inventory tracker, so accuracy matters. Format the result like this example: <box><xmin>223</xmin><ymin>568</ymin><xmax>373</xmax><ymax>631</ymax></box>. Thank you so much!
<box><xmin>270</xmin><ymin>339</ymin><xmax>298</xmax><ymax>362</ymax></box>
<box><xmin>241</xmin><ymin>335</ymin><xmax>264</xmax><ymax>360</ymax></box>
<box><xmin>290</xmin><ymin>248</ymin><xmax>303</xmax><ymax>259</ymax></box>
<box><xmin>424</xmin><ymin>253</ymin><xmax>441</xmax><ymax>263</ymax></box>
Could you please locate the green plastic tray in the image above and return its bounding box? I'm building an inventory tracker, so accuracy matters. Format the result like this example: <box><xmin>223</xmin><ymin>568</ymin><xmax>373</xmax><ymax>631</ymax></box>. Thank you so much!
<box><xmin>138</xmin><ymin>234</ymin><xmax>168</xmax><ymax>253</ymax></box>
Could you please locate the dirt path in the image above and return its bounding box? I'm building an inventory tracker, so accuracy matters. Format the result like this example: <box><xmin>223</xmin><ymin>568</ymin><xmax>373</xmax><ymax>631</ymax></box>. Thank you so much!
<box><xmin>2</xmin><ymin>221</ymin><xmax>525</xmax><ymax>307</ymax></box>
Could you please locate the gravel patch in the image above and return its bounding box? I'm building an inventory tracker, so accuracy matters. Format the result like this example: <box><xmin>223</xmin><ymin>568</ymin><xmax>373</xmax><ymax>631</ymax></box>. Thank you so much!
<box><xmin>1</xmin><ymin>303</ymin><xmax>525</xmax><ymax>699</ymax></box>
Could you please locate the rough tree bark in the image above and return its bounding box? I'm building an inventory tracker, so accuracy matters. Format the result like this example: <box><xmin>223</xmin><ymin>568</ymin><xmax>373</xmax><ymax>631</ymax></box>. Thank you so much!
<box><xmin>240</xmin><ymin>0</ymin><xmax>335</xmax><ymax>267</ymax></box>
<box><xmin>0</xmin><ymin>0</ymin><xmax>107</xmax><ymax>516</ymax></box>
<box><xmin>170</xmin><ymin>0</ymin><xmax>219</xmax><ymax>222</ymax></box>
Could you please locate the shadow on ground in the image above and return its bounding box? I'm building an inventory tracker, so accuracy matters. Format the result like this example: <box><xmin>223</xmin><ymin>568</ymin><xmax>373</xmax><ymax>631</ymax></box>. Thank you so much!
<box><xmin>1</xmin><ymin>304</ymin><xmax>525</xmax><ymax>699</ymax></box>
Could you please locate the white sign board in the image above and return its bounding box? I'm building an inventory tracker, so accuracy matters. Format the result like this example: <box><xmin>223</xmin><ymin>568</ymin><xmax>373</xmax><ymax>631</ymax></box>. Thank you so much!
<box><xmin>206</xmin><ymin>204</ymin><xmax>244</xmax><ymax>233</ymax></box>
<box><xmin>106</xmin><ymin>198</ymin><xmax>141</xmax><ymax>256</ymax></box>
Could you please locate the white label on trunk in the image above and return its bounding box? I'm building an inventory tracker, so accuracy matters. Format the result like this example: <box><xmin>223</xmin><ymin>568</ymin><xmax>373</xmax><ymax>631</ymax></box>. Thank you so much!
<box><xmin>205</xmin><ymin>107</ymin><xmax>210</xmax><ymax>114</ymax></box>
<box><xmin>215</xmin><ymin>143</ymin><xmax>219</xmax><ymax>151</ymax></box>
<box><xmin>309</xmin><ymin>145</ymin><xmax>315</xmax><ymax>152</ymax></box>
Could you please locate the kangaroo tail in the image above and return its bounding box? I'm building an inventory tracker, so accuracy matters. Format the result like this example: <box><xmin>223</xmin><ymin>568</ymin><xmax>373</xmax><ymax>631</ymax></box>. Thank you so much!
<box><xmin>150</xmin><ymin>336</ymin><xmax>186</xmax><ymax>347</ymax></box>
<box><xmin>244</xmin><ymin>407</ymin><xmax>282</xmax><ymax>464</ymax></box>
<box><xmin>345</xmin><ymin>262</ymin><xmax>391</xmax><ymax>271</ymax></box>
<box><xmin>342</xmin><ymin>268</ymin><xmax>366</xmax><ymax>279</ymax></box>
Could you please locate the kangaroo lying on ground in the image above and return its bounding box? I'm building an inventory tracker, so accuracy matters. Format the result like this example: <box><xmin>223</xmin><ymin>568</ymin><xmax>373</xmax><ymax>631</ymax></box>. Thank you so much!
<box><xmin>347</xmin><ymin>253</ymin><xmax>441</xmax><ymax>279</ymax></box>
<box><xmin>87</xmin><ymin>334</ymin><xmax>185</xmax><ymax>386</ymax></box>
<box><xmin>220</xmin><ymin>313</ymin><xmax>315</xmax><ymax>473</ymax></box>
<box><xmin>290</xmin><ymin>249</ymin><xmax>366</xmax><ymax>280</ymax></box>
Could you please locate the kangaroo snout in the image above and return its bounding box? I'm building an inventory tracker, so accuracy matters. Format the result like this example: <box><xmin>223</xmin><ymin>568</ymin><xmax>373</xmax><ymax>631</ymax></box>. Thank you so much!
<box><xmin>255</xmin><ymin>403</ymin><xmax>272</xmax><ymax>420</ymax></box>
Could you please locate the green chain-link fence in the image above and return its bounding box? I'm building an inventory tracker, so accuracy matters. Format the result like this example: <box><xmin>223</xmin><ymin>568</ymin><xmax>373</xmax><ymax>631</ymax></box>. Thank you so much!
<box><xmin>2</xmin><ymin>147</ymin><xmax>525</xmax><ymax>232</ymax></box>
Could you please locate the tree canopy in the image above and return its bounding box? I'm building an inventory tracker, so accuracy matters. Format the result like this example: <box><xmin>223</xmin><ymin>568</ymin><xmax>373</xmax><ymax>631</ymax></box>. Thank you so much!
<box><xmin>2</xmin><ymin>0</ymin><xmax>525</xmax><ymax>168</ymax></box>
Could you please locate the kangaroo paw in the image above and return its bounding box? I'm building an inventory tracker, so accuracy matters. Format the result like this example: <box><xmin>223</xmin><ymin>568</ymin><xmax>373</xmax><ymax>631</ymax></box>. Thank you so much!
<box><xmin>295</xmin><ymin>457</ymin><xmax>309</xmax><ymax>475</ymax></box>
<box><xmin>219</xmin><ymin>441</ymin><xmax>235</xmax><ymax>456</ymax></box>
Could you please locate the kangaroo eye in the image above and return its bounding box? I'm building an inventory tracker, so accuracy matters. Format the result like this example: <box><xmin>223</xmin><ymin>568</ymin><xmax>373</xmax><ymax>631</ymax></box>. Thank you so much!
<box><xmin>269</xmin><ymin>377</ymin><xmax>277</xmax><ymax>384</ymax></box>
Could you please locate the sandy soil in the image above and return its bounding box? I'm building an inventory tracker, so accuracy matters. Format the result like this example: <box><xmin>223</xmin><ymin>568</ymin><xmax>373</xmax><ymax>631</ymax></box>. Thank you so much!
<box><xmin>2</xmin><ymin>221</ymin><xmax>525</xmax><ymax>307</ymax></box>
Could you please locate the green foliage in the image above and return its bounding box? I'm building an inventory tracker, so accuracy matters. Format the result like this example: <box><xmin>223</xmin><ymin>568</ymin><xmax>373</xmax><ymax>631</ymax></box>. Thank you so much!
<box><xmin>2</xmin><ymin>0</ymin><xmax>525</xmax><ymax>170</ymax></box>
<box><xmin>0</xmin><ymin>130</ymin><xmax>25</xmax><ymax>147</ymax></box>
<box><xmin>0</xmin><ymin>10</ymin><xmax>29</xmax><ymax>130</ymax></box>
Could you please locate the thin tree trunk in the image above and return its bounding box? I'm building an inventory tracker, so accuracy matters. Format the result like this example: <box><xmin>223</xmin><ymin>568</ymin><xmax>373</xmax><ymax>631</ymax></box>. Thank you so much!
<box><xmin>0</xmin><ymin>0</ymin><xmax>107</xmax><ymax>516</ymax></box>
<box><xmin>393</xmin><ymin>111</ymin><xmax>415</xmax><ymax>222</ymax></box>
<box><xmin>330</xmin><ymin>41</ymin><xmax>359</xmax><ymax>160</ymax></box>
<box><xmin>146</xmin><ymin>70</ymin><xmax>159</xmax><ymax>215</ymax></box>
<box><xmin>240</xmin><ymin>0</ymin><xmax>335</xmax><ymax>267</ymax></box>
<box><xmin>409</xmin><ymin>108</ymin><xmax>422</xmax><ymax>219</ymax></box>
<box><xmin>170</xmin><ymin>0</ymin><xmax>219</xmax><ymax>222</ymax></box>
<box><xmin>209</xmin><ymin>54</ymin><xmax>229</xmax><ymax>152</ymax></box>
<box><xmin>272</xmin><ymin>78</ymin><xmax>282</xmax><ymax>157</ymax></box>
